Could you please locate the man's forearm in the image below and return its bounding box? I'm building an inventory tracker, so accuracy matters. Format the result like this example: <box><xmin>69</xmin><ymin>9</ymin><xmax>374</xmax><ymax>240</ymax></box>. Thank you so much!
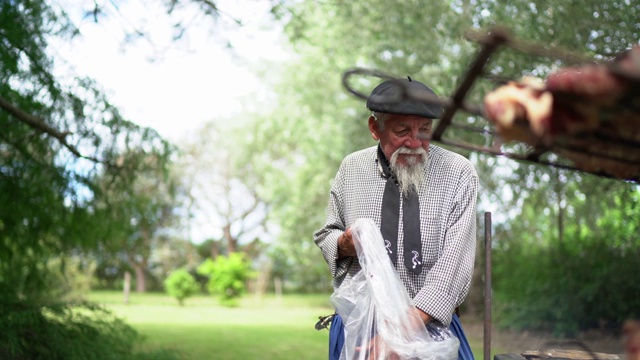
<box><xmin>414</xmin><ymin>307</ymin><xmax>433</xmax><ymax>325</ymax></box>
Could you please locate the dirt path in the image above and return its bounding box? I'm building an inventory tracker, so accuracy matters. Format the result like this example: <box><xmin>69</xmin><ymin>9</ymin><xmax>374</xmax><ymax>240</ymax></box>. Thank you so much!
<box><xmin>462</xmin><ymin>318</ymin><xmax>624</xmax><ymax>358</ymax></box>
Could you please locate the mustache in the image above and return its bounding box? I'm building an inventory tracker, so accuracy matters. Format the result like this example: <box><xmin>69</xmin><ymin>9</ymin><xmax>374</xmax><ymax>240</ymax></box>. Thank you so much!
<box><xmin>390</xmin><ymin>146</ymin><xmax>428</xmax><ymax>170</ymax></box>
<box><xmin>394</xmin><ymin>147</ymin><xmax>427</xmax><ymax>156</ymax></box>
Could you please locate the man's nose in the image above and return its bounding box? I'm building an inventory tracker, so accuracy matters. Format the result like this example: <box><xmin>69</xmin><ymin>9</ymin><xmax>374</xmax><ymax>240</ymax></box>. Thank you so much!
<box><xmin>404</xmin><ymin>132</ymin><xmax>422</xmax><ymax>148</ymax></box>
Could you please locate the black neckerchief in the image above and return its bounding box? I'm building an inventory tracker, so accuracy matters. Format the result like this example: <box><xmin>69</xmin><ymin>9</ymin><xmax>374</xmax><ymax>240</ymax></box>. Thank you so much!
<box><xmin>377</xmin><ymin>146</ymin><xmax>423</xmax><ymax>274</ymax></box>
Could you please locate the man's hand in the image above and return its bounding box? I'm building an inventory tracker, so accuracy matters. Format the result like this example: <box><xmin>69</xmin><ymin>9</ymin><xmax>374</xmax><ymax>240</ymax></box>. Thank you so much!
<box><xmin>337</xmin><ymin>227</ymin><xmax>357</xmax><ymax>258</ymax></box>
<box><xmin>355</xmin><ymin>334</ymin><xmax>399</xmax><ymax>360</ymax></box>
<box><xmin>353</xmin><ymin>309</ymin><xmax>434</xmax><ymax>359</ymax></box>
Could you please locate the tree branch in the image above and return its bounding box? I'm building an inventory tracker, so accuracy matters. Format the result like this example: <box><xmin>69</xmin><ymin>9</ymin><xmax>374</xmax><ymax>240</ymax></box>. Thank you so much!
<box><xmin>0</xmin><ymin>95</ymin><xmax>112</xmax><ymax>166</ymax></box>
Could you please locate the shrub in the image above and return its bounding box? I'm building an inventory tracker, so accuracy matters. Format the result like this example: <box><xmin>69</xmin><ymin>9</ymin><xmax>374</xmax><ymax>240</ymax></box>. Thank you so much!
<box><xmin>164</xmin><ymin>268</ymin><xmax>200</xmax><ymax>306</ymax></box>
<box><xmin>0</xmin><ymin>297</ymin><xmax>179</xmax><ymax>360</ymax></box>
<box><xmin>493</xmin><ymin>238</ymin><xmax>640</xmax><ymax>337</ymax></box>
<box><xmin>197</xmin><ymin>253</ymin><xmax>255</xmax><ymax>307</ymax></box>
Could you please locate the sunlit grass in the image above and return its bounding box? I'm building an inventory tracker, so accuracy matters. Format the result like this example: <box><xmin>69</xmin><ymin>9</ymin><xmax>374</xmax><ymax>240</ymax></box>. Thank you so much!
<box><xmin>88</xmin><ymin>291</ymin><xmax>334</xmax><ymax>360</ymax></box>
<box><xmin>88</xmin><ymin>291</ymin><xmax>492</xmax><ymax>359</ymax></box>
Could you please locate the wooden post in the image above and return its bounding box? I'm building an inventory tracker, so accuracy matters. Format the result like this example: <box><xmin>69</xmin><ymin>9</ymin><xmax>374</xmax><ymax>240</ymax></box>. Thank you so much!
<box><xmin>123</xmin><ymin>271</ymin><xmax>131</xmax><ymax>305</ymax></box>
<box><xmin>484</xmin><ymin>212</ymin><xmax>492</xmax><ymax>360</ymax></box>
<box><xmin>274</xmin><ymin>276</ymin><xmax>283</xmax><ymax>301</ymax></box>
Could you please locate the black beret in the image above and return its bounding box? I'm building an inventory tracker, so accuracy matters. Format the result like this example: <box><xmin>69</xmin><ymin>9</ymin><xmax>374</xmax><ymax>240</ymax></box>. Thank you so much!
<box><xmin>366</xmin><ymin>78</ymin><xmax>443</xmax><ymax>119</ymax></box>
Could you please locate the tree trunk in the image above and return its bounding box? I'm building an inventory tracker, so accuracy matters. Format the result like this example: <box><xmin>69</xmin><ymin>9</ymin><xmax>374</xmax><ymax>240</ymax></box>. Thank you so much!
<box><xmin>134</xmin><ymin>264</ymin><xmax>146</xmax><ymax>293</ymax></box>
<box><xmin>558</xmin><ymin>201</ymin><xmax>564</xmax><ymax>245</ymax></box>
<box><xmin>274</xmin><ymin>276</ymin><xmax>283</xmax><ymax>300</ymax></box>
<box><xmin>210</xmin><ymin>241</ymin><xmax>219</xmax><ymax>259</ymax></box>
<box><xmin>223</xmin><ymin>224</ymin><xmax>236</xmax><ymax>253</ymax></box>
<box><xmin>135</xmin><ymin>226</ymin><xmax>150</xmax><ymax>292</ymax></box>
<box><xmin>254</xmin><ymin>261</ymin><xmax>272</xmax><ymax>300</ymax></box>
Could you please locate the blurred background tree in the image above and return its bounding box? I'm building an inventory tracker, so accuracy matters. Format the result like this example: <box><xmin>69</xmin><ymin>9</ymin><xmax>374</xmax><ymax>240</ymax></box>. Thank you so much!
<box><xmin>1</xmin><ymin>1</ymin><xmax>188</xmax><ymax>358</ymax></box>
<box><xmin>254</xmin><ymin>0</ymin><xmax>640</xmax><ymax>334</ymax></box>
<box><xmin>0</xmin><ymin>0</ymin><xmax>171</xmax><ymax>303</ymax></box>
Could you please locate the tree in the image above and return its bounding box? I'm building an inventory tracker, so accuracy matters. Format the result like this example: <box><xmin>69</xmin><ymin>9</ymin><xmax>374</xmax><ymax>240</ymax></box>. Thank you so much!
<box><xmin>150</xmin><ymin>236</ymin><xmax>202</xmax><ymax>286</ymax></box>
<box><xmin>179</xmin><ymin>122</ymin><xmax>269</xmax><ymax>256</ymax></box>
<box><xmin>92</xmin><ymin>151</ymin><xmax>184</xmax><ymax>293</ymax></box>
<box><xmin>0</xmin><ymin>1</ymin><xmax>178</xmax><ymax>357</ymax></box>
<box><xmin>0</xmin><ymin>0</ymin><xmax>173</xmax><ymax>300</ymax></box>
<box><xmin>256</xmin><ymin>0</ymin><xmax>640</xmax><ymax>325</ymax></box>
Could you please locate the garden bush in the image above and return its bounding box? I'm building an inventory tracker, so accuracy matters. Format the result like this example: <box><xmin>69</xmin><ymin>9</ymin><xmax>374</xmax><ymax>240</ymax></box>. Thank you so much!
<box><xmin>164</xmin><ymin>268</ymin><xmax>200</xmax><ymax>306</ymax></box>
<box><xmin>0</xmin><ymin>296</ymin><xmax>179</xmax><ymax>360</ymax></box>
<box><xmin>197</xmin><ymin>253</ymin><xmax>255</xmax><ymax>307</ymax></box>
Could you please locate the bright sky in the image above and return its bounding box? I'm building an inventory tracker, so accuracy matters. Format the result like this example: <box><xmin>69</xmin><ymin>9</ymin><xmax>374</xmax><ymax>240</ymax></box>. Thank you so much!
<box><xmin>56</xmin><ymin>0</ymin><xmax>288</xmax><ymax>141</ymax></box>
<box><xmin>51</xmin><ymin>1</ymin><xmax>290</xmax><ymax>243</ymax></box>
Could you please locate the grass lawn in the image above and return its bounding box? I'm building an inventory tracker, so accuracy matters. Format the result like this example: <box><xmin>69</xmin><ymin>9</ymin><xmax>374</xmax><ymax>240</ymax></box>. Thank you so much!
<box><xmin>89</xmin><ymin>291</ymin><xmax>492</xmax><ymax>359</ymax></box>
<box><xmin>89</xmin><ymin>291</ymin><xmax>333</xmax><ymax>360</ymax></box>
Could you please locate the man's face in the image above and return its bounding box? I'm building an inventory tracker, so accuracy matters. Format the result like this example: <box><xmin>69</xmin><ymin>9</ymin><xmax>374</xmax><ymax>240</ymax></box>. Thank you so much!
<box><xmin>369</xmin><ymin>113</ymin><xmax>432</xmax><ymax>167</ymax></box>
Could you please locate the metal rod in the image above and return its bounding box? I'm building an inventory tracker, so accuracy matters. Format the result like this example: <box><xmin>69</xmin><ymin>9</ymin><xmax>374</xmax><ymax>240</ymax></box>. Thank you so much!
<box><xmin>484</xmin><ymin>211</ymin><xmax>492</xmax><ymax>360</ymax></box>
<box><xmin>341</xmin><ymin>67</ymin><xmax>397</xmax><ymax>101</ymax></box>
<box><xmin>437</xmin><ymin>138</ymin><xmax>640</xmax><ymax>183</ymax></box>
<box><xmin>432</xmin><ymin>28</ymin><xmax>508</xmax><ymax>141</ymax></box>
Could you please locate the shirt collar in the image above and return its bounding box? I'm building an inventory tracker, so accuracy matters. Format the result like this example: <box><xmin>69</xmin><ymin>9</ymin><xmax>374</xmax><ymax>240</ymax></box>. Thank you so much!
<box><xmin>375</xmin><ymin>145</ymin><xmax>388</xmax><ymax>178</ymax></box>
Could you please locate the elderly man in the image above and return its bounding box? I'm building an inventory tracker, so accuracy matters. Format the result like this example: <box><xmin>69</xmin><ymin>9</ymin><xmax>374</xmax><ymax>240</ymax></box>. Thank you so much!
<box><xmin>314</xmin><ymin>77</ymin><xmax>479</xmax><ymax>360</ymax></box>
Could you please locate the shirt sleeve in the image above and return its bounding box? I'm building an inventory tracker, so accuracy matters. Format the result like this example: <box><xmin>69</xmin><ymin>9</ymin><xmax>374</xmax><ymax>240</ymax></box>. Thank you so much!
<box><xmin>413</xmin><ymin>165</ymin><xmax>479</xmax><ymax>326</ymax></box>
<box><xmin>313</xmin><ymin>162</ymin><xmax>354</xmax><ymax>282</ymax></box>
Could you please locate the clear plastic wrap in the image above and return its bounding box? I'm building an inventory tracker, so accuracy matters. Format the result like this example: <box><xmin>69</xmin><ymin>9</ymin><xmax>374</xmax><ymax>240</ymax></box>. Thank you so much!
<box><xmin>331</xmin><ymin>218</ymin><xmax>459</xmax><ymax>360</ymax></box>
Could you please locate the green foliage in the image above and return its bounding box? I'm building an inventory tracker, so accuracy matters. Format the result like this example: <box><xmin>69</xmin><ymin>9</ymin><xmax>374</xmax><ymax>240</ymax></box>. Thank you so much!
<box><xmin>90</xmin><ymin>153</ymin><xmax>184</xmax><ymax>293</ymax></box>
<box><xmin>0</xmin><ymin>0</ymin><xmax>174</xmax><ymax>300</ymax></box>
<box><xmin>0</xmin><ymin>298</ymin><xmax>179</xmax><ymax>360</ymax></box>
<box><xmin>164</xmin><ymin>268</ymin><xmax>200</xmax><ymax>306</ymax></box>
<box><xmin>45</xmin><ymin>256</ymin><xmax>97</xmax><ymax>303</ymax></box>
<box><xmin>0</xmin><ymin>4</ymin><xmax>183</xmax><ymax>359</ymax></box>
<box><xmin>231</xmin><ymin>1</ymin><xmax>640</xmax><ymax>342</ymax></box>
<box><xmin>494</xmin><ymin>238</ymin><xmax>640</xmax><ymax>337</ymax></box>
<box><xmin>150</xmin><ymin>238</ymin><xmax>203</xmax><ymax>285</ymax></box>
<box><xmin>197</xmin><ymin>253</ymin><xmax>255</xmax><ymax>307</ymax></box>
<box><xmin>493</xmin><ymin>188</ymin><xmax>640</xmax><ymax>337</ymax></box>
<box><xmin>262</xmin><ymin>0</ymin><xmax>640</xmax><ymax>331</ymax></box>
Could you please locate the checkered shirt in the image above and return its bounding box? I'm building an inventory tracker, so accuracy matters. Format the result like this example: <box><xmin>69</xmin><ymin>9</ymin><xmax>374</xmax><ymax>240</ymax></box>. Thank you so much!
<box><xmin>314</xmin><ymin>144</ymin><xmax>479</xmax><ymax>326</ymax></box>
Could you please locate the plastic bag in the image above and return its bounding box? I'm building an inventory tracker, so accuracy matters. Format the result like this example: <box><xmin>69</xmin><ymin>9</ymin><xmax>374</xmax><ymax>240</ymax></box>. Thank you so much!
<box><xmin>331</xmin><ymin>218</ymin><xmax>459</xmax><ymax>360</ymax></box>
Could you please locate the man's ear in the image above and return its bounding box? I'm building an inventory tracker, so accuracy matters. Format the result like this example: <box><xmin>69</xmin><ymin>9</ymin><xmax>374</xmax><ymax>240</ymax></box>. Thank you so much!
<box><xmin>368</xmin><ymin>116</ymin><xmax>380</xmax><ymax>140</ymax></box>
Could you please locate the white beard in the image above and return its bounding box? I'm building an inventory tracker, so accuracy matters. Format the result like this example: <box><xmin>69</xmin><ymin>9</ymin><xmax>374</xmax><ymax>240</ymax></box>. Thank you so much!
<box><xmin>390</xmin><ymin>147</ymin><xmax>428</xmax><ymax>197</ymax></box>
